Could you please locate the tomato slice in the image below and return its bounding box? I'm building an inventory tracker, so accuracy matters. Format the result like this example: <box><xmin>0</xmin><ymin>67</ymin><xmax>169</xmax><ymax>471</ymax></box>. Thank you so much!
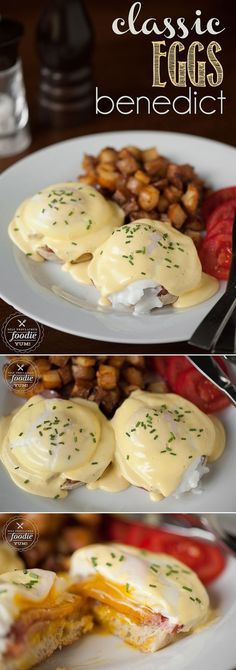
<box><xmin>166</xmin><ymin>356</ymin><xmax>192</xmax><ymax>391</ymax></box>
<box><xmin>107</xmin><ymin>519</ymin><xmax>226</xmax><ymax>585</ymax></box>
<box><xmin>175</xmin><ymin>366</ymin><xmax>230</xmax><ymax>413</ymax></box>
<box><xmin>202</xmin><ymin>186</ymin><xmax>236</xmax><ymax>222</ymax></box>
<box><xmin>160</xmin><ymin>536</ymin><xmax>225</xmax><ymax>585</ymax></box>
<box><xmin>196</xmin><ymin>545</ymin><xmax>226</xmax><ymax>584</ymax></box>
<box><xmin>199</xmin><ymin>233</ymin><xmax>232</xmax><ymax>280</ymax></box>
<box><xmin>206</xmin><ymin>199</ymin><xmax>236</xmax><ymax>237</ymax></box>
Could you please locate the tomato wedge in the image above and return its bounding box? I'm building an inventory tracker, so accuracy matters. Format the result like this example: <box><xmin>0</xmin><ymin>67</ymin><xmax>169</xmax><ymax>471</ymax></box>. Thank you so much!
<box><xmin>199</xmin><ymin>233</ymin><xmax>232</xmax><ymax>280</ymax></box>
<box><xmin>206</xmin><ymin>199</ymin><xmax>236</xmax><ymax>238</ymax></box>
<box><xmin>165</xmin><ymin>356</ymin><xmax>192</xmax><ymax>391</ymax></box>
<box><xmin>202</xmin><ymin>186</ymin><xmax>236</xmax><ymax>221</ymax></box>
<box><xmin>107</xmin><ymin>519</ymin><xmax>226</xmax><ymax>585</ymax></box>
<box><xmin>174</xmin><ymin>366</ymin><xmax>230</xmax><ymax>413</ymax></box>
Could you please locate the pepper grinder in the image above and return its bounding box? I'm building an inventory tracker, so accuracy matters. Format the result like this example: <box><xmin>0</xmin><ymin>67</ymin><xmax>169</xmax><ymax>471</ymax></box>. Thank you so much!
<box><xmin>0</xmin><ymin>17</ymin><xmax>31</xmax><ymax>156</ymax></box>
<box><xmin>36</xmin><ymin>0</ymin><xmax>94</xmax><ymax>128</ymax></box>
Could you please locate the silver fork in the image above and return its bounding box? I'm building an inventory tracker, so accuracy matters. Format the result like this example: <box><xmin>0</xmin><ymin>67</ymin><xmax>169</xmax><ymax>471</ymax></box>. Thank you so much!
<box><xmin>187</xmin><ymin>355</ymin><xmax>236</xmax><ymax>406</ymax></box>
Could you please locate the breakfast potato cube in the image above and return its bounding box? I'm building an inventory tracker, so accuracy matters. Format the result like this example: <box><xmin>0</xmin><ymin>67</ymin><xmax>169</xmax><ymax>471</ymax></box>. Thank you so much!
<box><xmin>49</xmin><ymin>356</ymin><xmax>70</xmax><ymax>367</ymax></box>
<box><xmin>144</xmin><ymin>157</ymin><xmax>168</xmax><ymax>177</ymax></box>
<box><xmin>78</xmin><ymin>174</ymin><xmax>96</xmax><ymax>185</ymax></box>
<box><xmin>126</xmin><ymin>176</ymin><xmax>143</xmax><ymax>195</ymax></box>
<box><xmin>126</xmin><ymin>356</ymin><xmax>145</xmax><ymax>368</ymax></box>
<box><xmin>167</xmin><ymin>203</ymin><xmax>187</xmax><ymax>228</ymax></box>
<box><xmin>122</xmin><ymin>367</ymin><xmax>144</xmax><ymax>387</ymax></box>
<box><xmin>134</xmin><ymin>169</ymin><xmax>150</xmax><ymax>185</ymax></box>
<box><xmin>138</xmin><ymin>185</ymin><xmax>160</xmax><ymax>211</ymax></box>
<box><xmin>158</xmin><ymin>195</ymin><xmax>169</xmax><ymax>212</ymax></box>
<box><xmin>33</xmin><ymin>358</ymin><xmax>51</xmax><ymax>373</ymax></box>
<box><xmin>124</xmin><ymin>145</ymin><xmax>142</xmax><ymax>160</ymax></box>
<box><xmin>72</xmin><ymin>357</ymin><xmax>96</xmax><ymax>367</ymax></box>
<box><xmin>42</xmin><ymin>369</ymin><xmax>62</xmax><ymax>389</ymax></box>
<box><xmin>98</xmin><ymin>147</ymin><xmax>118</xmax><ymax>163</ymax></box>
<box><xmin>108</xmin><ymin>356</ymin><xmax>125</xmax><ymax>368</ymax></box>
<box><xmin>97</xmin><ymin>164</ymin><xmax>119</xmax><ymax>189</ymax></box>
<box><xmin>117</xmin><ymin>155</ymin><xmax>139</xmax><ymax>176</ymax></box>
<box><xmin>164</xmin><ymin>186</ymin><xmax>182</xmax><ymax>203</ymax></box>
<box><xmin>72</xmin><ymin>364</ymin><xmax>95</xmax><ymax>381</ymax></box>
<box><xmin>181</xmin><ymin>183</ymin><xmax>199</xmax><ymax>213</ymax></box>
<box><xmin>96</xmin><ymin>364</ymin><xmax>119</xmax><ymax>390</ymax></box>
<box><xmin>58</xmin><ymin>365</ymin><xmax>73</xmax><ymax>385</ymax></box>
<box><xmin>166</xmin><ymin>163</ymin><xmax>183</xmax><ymax>190</ymax></box>
<box><xmin>142</xmin><ymin>147</ymin><xmax>159</xmax><ymax>162</ymax></box>
<box><xmin>82</xmin><ymin>153</ymin><xmax>96</xmax><ymax>173</ymax></box>
<box><xmin>70</xmin><ymin>378</ymin><xmax>93</xmax><ymax>398</ymax></box>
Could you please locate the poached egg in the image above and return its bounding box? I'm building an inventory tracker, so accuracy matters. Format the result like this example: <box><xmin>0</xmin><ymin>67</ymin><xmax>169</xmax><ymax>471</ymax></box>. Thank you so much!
<box><xmin>8</xmin><ymin>182</ymin><xmax>124</xmax><ymax>271</ymax></box>
<box><xmin>0</xmin><ymin>395</ymin><xmax>115</xmax><ymax>499</ymax></box>
<box><xmin>88</xmin><ymin>219</ymin><xmax>218</xmax><ymax>312</ymax></box>
<box><xmin>70</xmin><ymin>543</ymin><xmax>209</xmax><ymax>630</ymax></box>
<box><xmin>110</xmin><ymin>390</ymin><xmax>225</xmax><ymax>500</ymax></box>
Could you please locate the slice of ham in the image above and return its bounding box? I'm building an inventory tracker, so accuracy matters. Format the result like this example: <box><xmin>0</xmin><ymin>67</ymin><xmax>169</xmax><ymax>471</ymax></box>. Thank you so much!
<box><xmin>37</xmin><ymin>246</ymin><xmax>62</xmax><ymax>262</ymax></box>
<box><xmin>61</xmin><ymin>479</ymin><xmax>84</xmax><ymax>490</ymax></box>
<box><xmin>159</xmin><ymin>287</ymin><xmax>178</xmax><ymax>305</ymax></box>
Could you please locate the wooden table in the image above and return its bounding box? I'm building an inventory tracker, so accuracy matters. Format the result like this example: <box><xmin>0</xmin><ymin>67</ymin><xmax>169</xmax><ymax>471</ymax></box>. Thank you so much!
<box><xmin>0</xmin><ymin>0</ymin><xmax>235</xmax><ymax>354</ymax></box>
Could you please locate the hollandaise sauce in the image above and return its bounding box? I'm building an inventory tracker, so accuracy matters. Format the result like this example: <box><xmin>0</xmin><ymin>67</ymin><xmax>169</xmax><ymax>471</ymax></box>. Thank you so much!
<box><xmin>109</xmin><ymin>391</ymin><xmax>225</xmax><ymax>499</ymax></box>
<box><xmin>0</xmin><ymin>395</ymin><xmax>114</xmax><ymax>499</ymax></box>
<box><xmin>8</xmin><ymin>182</ymin><xmax>124</xmax><ymax>269</ymax></box>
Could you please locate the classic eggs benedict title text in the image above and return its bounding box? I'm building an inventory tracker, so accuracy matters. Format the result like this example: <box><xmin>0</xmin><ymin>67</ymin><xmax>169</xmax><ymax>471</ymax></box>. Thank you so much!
<box><xmin>96</xmin><ymin>3</ymin><xmax>225</xmax><ymax>117</ymax></box>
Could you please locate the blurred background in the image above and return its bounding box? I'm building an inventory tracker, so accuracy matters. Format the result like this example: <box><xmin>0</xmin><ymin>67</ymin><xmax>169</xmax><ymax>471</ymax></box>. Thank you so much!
<box><xmin>0</xmin><ymin>512</ymin><xmax>236</xmax><ymax>586</ymax></box>
<box><xmin>0</xmin><ymin>0</ymin><xmax>235</xmax><ymax>165</ymax></box>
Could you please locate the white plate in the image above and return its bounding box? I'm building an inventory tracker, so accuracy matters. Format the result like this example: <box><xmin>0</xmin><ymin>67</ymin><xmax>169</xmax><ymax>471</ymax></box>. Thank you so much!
<box><xmin>0</xmin><ymin>361</ymin><xmax>235</xmax><ymax>513</ymax></box>
<box><xmin>39</xmin><ymin>555</ymin><xmax>236</xmax><ymax>670</ymax></box>
<box><xmin>0</xmin><ymin>130</ymin><xmax>235</xmax><ymax>344</ymax></box>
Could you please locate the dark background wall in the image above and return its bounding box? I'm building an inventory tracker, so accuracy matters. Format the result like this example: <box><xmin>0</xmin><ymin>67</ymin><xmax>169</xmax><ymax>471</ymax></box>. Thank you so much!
<box><xmin>1</xmin><ymin>0</ymin><xmax>235</xmax><ymax>145</ymax></box>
